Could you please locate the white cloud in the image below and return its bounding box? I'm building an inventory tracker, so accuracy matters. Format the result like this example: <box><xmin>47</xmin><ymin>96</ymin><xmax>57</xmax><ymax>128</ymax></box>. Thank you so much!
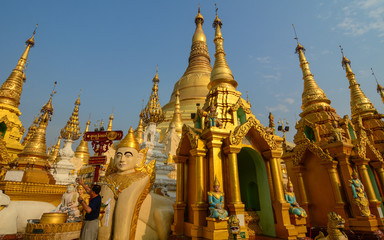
<box><xmin>263</xmin><ymin>72</ymin><xmax>281</xmax><ymax>81</ymax></box>
<box><xmin>266</xmin><ymin>104</ymin><xmax>289</xmax><ymax>113</ymax></box>
<box><xmin>285</xmin><ymin>98</ymin><xmax>295</xmax><ymax>104</ymax></box>
<box><xmin>337</xmin><ymin>0</ymin><xmax>384</xmax><ymax>38</ymax></box>
<box><xmin>256</xmin><ymin>56</ymin><xmax>271</xmax><ymax>64</ymax></box>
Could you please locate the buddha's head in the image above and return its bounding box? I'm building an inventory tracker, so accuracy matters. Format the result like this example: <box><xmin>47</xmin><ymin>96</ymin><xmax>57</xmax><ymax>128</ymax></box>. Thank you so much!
<box><xmin>213</xmin><ymin>175</ymin><xmax>220</xmax><ymax>192</ymax></box>
<box><xmin>77</xmin><ymin>185</ymin><xmax>85</xmax><ymax>195</ymax></box>
<box><xmin>67</xmin><ymin>184</ymin><xmax>75</xmax><ymax>193</ymax></box>
<box><xmin>114</xmin><ymin>127</ymin><xmax>143</xmax><ymax>173</ymax></box>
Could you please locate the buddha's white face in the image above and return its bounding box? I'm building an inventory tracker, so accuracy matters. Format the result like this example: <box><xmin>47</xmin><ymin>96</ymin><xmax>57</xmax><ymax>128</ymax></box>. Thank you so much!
<box><xmin>67</xmin><ymin>185</ymin><xmax>74</xmax><ymax>193</ymax></box>
<box><xmin>115</xmin><ymin>147</ymin><xmax>141</xmax><ymax>173</ymax></box>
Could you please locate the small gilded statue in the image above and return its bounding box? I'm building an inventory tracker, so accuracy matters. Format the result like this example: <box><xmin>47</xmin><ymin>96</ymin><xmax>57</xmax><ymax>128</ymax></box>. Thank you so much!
<box><xmin>208</xmin><ymin>176</ymin><xmax>228</xmax><ymax>220</ymax></box>
<box><xmin>268</xmin><ymin>112</ymin><xmax>275</xmax><ymax>129</ymax></box>
<box><xmin>285</xmin><ymin>178</ymin><xmax>307</xmax><ymax>218</ymax></box>
<box><xmin>349</xmin><ymin>170</ymin><xmax>371</xmax><ymax>217</ymax></box>
<box><xmin>77</xmin><ymin>184</ymin><xmax>90</xmax><ymax>216</ymax></box>
<box><xmin>207</xmin><ymin>105</ymin><xmax>222</xmax><ymax>128</ymax></box>
<box><xmin>330</xmin><ymin>121</ymin><xmax>344</xmax><ymax>143</ymax></box>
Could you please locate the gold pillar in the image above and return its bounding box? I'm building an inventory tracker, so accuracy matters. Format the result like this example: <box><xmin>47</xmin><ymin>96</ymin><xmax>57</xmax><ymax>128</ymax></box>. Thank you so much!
<box><xmin>322</xmin><ymin>161</ymin><xmax>344</xmax><ymax>205</ymax></box>
<box><xmin>172</xmin><ymin>155</ymin><xmax>188</xmax><ymax>235</ymax></box>
<box><xmin>270</xmin><ymin>156</ymin><xmax>285</xmax><ymax>202</ymax></box>
<box><xmin>356</xmin><ymin>159</ymin><xmax>378</xmax><ymax>202</ymax></box>
<box><xmin>371</xmin><ymin>162</ymin><xmax>384</xmax><ymax>196</ymax></box>
<box><xmin>207</xmin><ymin>140</ymin><xmax>224</xmax><ymax>192</ymax></box>
<box><xmin>223</xmin><ymin>145</ymin><xmax>242</xmax><ymax>204</ymax></box>
<box><xmin>190</xmin><ymin>149</ymin><xmax>207</xmax><ymax>204</ymax></box>
<box><xmin>293</xmin><ymin>166</ymin><xmax>308</xmax><ymax>206</ymax></box>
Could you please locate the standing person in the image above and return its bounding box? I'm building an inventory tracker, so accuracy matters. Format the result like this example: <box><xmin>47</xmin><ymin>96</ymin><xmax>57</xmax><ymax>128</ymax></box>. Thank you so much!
<box><xmin>77</xmin><ymin>178</ymin><xmax>101</xmax><ymax>240</ymax></box>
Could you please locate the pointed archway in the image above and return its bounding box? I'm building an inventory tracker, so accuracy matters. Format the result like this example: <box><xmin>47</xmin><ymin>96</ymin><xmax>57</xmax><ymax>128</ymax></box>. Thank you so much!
<box><xmin>237</xmin><ymin>147</ymin><xmax>276</xmax><ymax>237</ymax></box>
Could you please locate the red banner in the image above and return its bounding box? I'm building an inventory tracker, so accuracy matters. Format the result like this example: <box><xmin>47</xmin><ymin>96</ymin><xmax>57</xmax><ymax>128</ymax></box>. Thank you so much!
<box><xmin>88</xmin><ymin>156</ymin><xmax>107</xmax><ymax>165</ymax></box>
<box><xmin>84</xmin><ymin>131</ymin><xmax>123</xmax><ymax>142</ymax></box>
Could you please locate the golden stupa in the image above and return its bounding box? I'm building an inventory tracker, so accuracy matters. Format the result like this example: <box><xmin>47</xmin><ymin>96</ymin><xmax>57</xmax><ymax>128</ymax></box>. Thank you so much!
<box><xmin>158</xmin><ymin>8</ymin><xmax>212</xmax><ymax>136</ymax></box>
<box><xmin>0</xmin><ymin>28</ymin><xmax>36</xmax><ymax>159</ymax></box>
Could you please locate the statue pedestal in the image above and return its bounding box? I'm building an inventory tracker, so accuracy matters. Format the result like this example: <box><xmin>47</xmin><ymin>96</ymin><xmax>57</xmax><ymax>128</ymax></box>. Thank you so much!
<box><xmin>349</xmin><ymin>216</ymin><xmax>379</xmax><ymax>232</ymax></box>
<box><xmin>203</xmin><ymin>217</ymin><xmax>229</xmax><ymax>240</ymax></box>
<box><xmin>289</xmin><ymin>215</ymin><xmax>307</xmax><ymax>238</ymax></box>
<box><xmin>24</xmin><ymin>221</ymin><xmax>82</xmax><ymax>240</ymax></box>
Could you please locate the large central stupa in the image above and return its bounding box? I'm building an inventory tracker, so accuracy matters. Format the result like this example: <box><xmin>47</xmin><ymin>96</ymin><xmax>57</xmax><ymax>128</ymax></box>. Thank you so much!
<box><xmin>157</xmin><ymin>8</ymin><xmax>212</xmax><ymax>136</ymax></box>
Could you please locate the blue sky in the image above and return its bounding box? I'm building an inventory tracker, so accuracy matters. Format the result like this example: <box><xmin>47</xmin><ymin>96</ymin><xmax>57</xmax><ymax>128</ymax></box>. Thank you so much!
<box><xmin>0</xmin><ymin>0</ymin><xmax>383</xmax><ymax>147</ymax></box>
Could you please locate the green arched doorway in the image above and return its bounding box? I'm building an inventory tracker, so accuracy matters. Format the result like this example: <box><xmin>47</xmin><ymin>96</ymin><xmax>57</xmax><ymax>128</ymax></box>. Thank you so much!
<box><xmin>0</xmin><ymin>122</ymin><xmax>7</xmax><ymax>138</ymax></box>
<box><xmin>237</xmin><ymin>147</ymin><xmax>276</xmax><ymax>237</ymax></box>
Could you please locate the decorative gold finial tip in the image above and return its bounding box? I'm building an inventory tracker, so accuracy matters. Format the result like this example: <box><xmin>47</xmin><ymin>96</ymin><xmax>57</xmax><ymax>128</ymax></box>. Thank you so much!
<box><xmin>153</xmin><ymin>65</ymin><xmax>159</xmax><ymax>83</ymax></box>
<box><xmin>195</xmin><ymin>5</ymin><xmax>204</xmax><ymax>23</ymax></box>
<box><xmin>295</xmin><ymin>43</ymin><xmax>305</xmax><ymax>54</ymax></box>
<box><xmin>26</xmin><ymin>24</ymin><xmax>38</xmax><ymax>47</ymax></box>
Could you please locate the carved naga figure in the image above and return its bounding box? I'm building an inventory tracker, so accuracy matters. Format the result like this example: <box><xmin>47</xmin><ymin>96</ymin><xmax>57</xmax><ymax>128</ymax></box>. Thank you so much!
<box><xmin>314</xmin><ymin>212</ymin><xmax>348</xmax><ymax>240</ymax></box>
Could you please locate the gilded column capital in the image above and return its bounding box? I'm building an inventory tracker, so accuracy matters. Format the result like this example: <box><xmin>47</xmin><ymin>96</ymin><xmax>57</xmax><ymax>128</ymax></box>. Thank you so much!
<box><xmin>292</xmin><ymin>165</ymin><xmax>306</xmax><ymax>173</ymax></box>
<box><xmin>262</xmin><ymin>149</ymin><xmax>283</xmax><ymax>159</ymax></box>
<box><xmin>189</xmin><ymin>148</ymin><xmax>207</xmax><ymax>157</ymax></box>
<box><xmin>206</xmin><ymin>140</ymin><xmax>222</xmax><ymax>149</ymax></box>
<box><xmin>370</xmin><ymin>161</ymin><xmax>384</xmax><ymax>169</ymax></box>
<box><xmin>223</xmin><ymin>144</ymin><xmax>242</xmax><ymax>154</ymax></box>
<box><xmin>353</xmin><ymin>157</ymin><xmax>370</xmax><ymax>166</ymax></box>
<box><xmin>175</xmin><ymin>155</ymin><xmax>188</xmax><ymax>163</ymax></box>
<box><xmin>320</xmin><ymin>160</ymin><xmax>339</xmax><ymax>169</ymax></box>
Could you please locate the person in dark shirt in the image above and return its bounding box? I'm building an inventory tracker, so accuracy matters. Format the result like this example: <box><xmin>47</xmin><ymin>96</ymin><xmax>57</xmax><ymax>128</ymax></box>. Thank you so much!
<box><xmin>77</xmin><ymin>178</ymin><xmax>101</xmax><ymax>240</ymax></box>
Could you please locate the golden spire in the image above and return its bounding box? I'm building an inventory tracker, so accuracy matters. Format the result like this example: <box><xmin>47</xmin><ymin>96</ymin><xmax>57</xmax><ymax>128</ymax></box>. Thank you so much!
<box><xmin>183</xmin><ymin>6</ymin><xmax>212</xmax><ymax>76</ymax></box>
<box><xmin>170</xmin><ymin>89</ymin><xmax>183</xmax><ymax>136</ymax></box>
<box><xmin>295</xmin><ymin>40</ymin><xmax>331</xmax><ymax>112</ymax></box>
<box><xmin>135</xmin><ymin>115</ymin><xmax>144</xmax><ymax>145</ymax></box>
<box><xmin>22</xmin><ymin>115</ymin><xmax>39</xmax><ymax>146</ymax></box>
<box><xmin>16</xmin><ymin>82</ymin><xmax>56</xmax><ymax>168</ymax></box>
<box><xmin>75</xmin><ymin>118</ymin><xmax>91</xmax><ymax>165</ymax></box>
<box><xmin>340</xmin><ymin>46</ymin><xmax>376</xmax><ymax>118</ymax></box>
<box><xmin>107</xmin><ymin>111</ymin><xmax>114</xmax><ymax>131</ymax></box>
<box><xmin>118</xmin><ymin>127</ymin><xmax>140</xmax><ymax>151</ymax></box>
<box><xmin>142</xmin><ymin>67</ymin><xmax>164</xmax><ymax>124</ymax></box>
<box><xmin>0</xmin><ymin>25</ymin><xmax>37</xmax><ymax>112</ymax></box>
<box><xmin>60</xmin><ymin>91</ymin><xmax>81</xmax><ymax>140</ymax></box>
<box><xmin>371</xmin><ymin>68</ymin><xmax>384</xmax><ymax>105</ymax></box>
<box><xmin>48</xmin><ymin>135</ymin><xmax>61</xmax><ymax>163</ymax></box>
<box><xmin>209</xmin><ymin>6</ymin><xmax>238</xmax><ymax>90</ymax></box>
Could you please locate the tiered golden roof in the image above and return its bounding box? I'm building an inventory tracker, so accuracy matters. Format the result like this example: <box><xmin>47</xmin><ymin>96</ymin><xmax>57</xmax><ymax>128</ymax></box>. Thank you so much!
<box><xmin>0</xmin><ymin>27</ymin><xmax>36</xmax><ymax>113</ymax></box>
<box><xmin>208</xmin><ymin>12</ymin><xmax>237</xmax><ymax>90</ymax></box>
<box><xmin>142</xmin><ymin>70</ymin><xmax>164</xmax><ymax>124</ymax></box>
<box><xmin>158</xmin><ymin>8</ymin><xmax>212</xmax><ymax>135</ymax></box>
<box><xmin>15</xmin><ymin>85</ymin><xmax>55</xmax><ymax>170</ymax></box>
<box><xmin>22</xmin><ymin>116</ymin><xmax>39</xmax><ymax>146</ymax></box>
<box><xmin>170</xmin><ymin>90</ymin><xmax>183</xmax><ymax>136</ymax></box>
<box><xmin>75</xmin><ymin>118</ymin><xmax>91</xmax><ymax>165</ymax></box>
<box><xmin>341</xmin><ymin>50</ymin><xmax>384</xmax><ymax>153</ymax></box>
<box><xmin>60</xmin><ymin>93</ymin><xmax>81</xmax><ymax>140</ymax></box>
<box><xmin>296</xmin><ymin>43</ymin><xmax>331</xmax><ymax>115</ymax></box>
<box><xmin>341</xmin><ymin>53</ymin><xmax>376</xmax><ymax>118</ymax></box>
<box><xmin>107</xmin><ymin>112</ymin><xmax>114</xmax><ymax>131</ymax></box>
<box><xmin>293</xmin><ymin>42</ymin><xmax>341</xmax><ymax>145</ymax></box>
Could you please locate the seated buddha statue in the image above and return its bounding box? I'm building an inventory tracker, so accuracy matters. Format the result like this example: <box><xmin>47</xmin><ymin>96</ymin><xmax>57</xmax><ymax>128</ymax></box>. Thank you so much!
<box><xmin>56</xmin><ymin>184</ymin><xmax>81</xmax><ymax>221</ymax></box>
<box><xmin>284</xmin><ymin>179</ymin><xmax>307</xmax><ymax>218</ymax></box>
<box><xmin>208</xmin><ymin>176</ymin><xmax>228</xmax><ymax>220</ymax></box>
<box><xmin>98</xmin><ymin>127</ymin><xmax>174</xmax><ymax>240</ymax></box>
